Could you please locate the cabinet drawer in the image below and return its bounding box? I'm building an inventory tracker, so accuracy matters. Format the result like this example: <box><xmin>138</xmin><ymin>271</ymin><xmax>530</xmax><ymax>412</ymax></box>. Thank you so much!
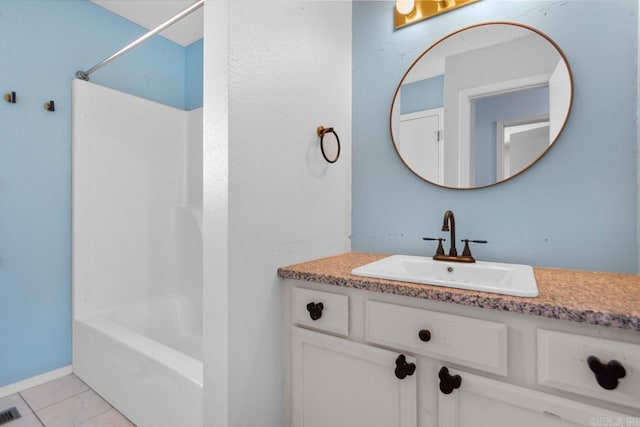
<box><xmin>538</xmin><ymin>329</ymin><xmax>640</xmax><ymax>409</ymax></box>
<box><xmin>366</xmin><ymin>300</ymin><xmax>507</xmax><ymax>375</ymax></box>
<box><xmin>292</xmin><ymin>287</ymin><xmax>349</xmax><ymax>336</ymax></box>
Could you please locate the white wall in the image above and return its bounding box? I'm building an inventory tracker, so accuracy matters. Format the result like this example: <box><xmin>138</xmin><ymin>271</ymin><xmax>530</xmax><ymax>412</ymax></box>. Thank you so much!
<box><xmin>203</xmin><ymin>1</ymin><xmax>352</xmax><ymax>426</ymax></box>
<box><xmin>549</xmin><ymin>60</ymin><xmax>571</xmax><ymax>142</ymax></box>
<box><xmin>73</xmin><ymin>80</ymin><xmax>193</xmax><ymax>318</ymax></box>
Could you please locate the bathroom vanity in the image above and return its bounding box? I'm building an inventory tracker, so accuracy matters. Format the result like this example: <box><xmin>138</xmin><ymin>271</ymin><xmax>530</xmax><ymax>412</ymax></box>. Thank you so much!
<box><xmin>279</xmin><ymin>253</ymin><xmax>640</xmax><ymax>427</ymax></box>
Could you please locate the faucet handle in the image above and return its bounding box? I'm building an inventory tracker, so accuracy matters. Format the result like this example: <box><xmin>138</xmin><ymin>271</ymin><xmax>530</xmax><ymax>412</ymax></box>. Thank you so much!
<box><xmin>423</xmin><ymin>237</ymin><xmax>446</xmax><ymax>256</ymax></box>
<box><xmin>461</xmin><ymin>239</ymin><xmax>487</xmax><ymax>257</ymax></box>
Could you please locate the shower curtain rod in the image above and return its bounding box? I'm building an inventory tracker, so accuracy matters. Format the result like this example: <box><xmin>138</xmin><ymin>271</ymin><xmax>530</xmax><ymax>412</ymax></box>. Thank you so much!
<box><xmin>76</xmin><ymin>0</ymin><xmax>204</xmax><ymax>81</ymax></box>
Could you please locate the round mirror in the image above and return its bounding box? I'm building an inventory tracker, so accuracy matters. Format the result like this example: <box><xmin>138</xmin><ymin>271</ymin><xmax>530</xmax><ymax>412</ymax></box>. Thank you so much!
<box><xmin>390</xmin><ymin>22</ymin><xmax>573</xmax><ymax>189</ymax></box>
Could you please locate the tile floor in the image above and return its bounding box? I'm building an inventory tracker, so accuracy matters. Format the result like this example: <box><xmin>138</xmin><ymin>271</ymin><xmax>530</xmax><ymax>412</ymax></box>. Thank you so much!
<box><xmin>0</xmin><ymin>374</ymin><xmax>134</xmax><ymax>427</ymax></box>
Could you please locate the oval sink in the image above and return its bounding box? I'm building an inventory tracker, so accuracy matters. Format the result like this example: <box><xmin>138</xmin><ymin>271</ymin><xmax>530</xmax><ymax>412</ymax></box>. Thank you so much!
<box><xmin>351</xmin><ymin>255</ymin><xmax>538</xmax><ymax>298</ymax></box>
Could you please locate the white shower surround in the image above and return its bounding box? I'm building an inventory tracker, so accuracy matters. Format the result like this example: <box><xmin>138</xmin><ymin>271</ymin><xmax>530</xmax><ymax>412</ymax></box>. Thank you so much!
<box><xmin>72</xmin><ymin>79</ymin><xmax>203</xmax><ymax>427</ymax></box>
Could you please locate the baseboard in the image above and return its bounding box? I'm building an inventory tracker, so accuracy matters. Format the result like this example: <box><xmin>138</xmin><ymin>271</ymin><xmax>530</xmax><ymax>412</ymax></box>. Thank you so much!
<box><xmin>0</xmin><ymin>366</ymin><xmax>73</xmax><ymax>398</ymax></box>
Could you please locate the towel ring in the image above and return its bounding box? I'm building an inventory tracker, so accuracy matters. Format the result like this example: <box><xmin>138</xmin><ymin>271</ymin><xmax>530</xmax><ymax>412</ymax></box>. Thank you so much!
<box><xmin>316</xmin><ymin>126</ymin><xmax>341</xmax><ymax>164</ymax></box>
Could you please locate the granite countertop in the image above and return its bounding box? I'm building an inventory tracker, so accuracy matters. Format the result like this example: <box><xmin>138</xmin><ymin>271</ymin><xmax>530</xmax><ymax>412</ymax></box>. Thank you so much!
<box><xmin>277</xmin><ymin>252</ymin><xmax>640</xmax><ymax>331</ymax></box>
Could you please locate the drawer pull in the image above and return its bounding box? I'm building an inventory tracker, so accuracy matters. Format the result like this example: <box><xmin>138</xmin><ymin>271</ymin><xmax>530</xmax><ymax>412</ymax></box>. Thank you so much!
<box><xmin>587</xmin><ymin>356</ymin><xmax>626</xmax><ymax>390</ymax></box>
<box><xmin>306</xmin><ymin>302</ymin><xmax>324</xmax><ymax>321</ymax></box>
<box><xmin>418</xmin><ymin>329</ymin><xmax>431</xmax><ymax>342</ymax></box>
<box><xmin>439</xmin><ymin>366</ymin><xmax>462</xmax><ymax>394</ymax></box>
<box><xmin>394</xmin><ymin>355</ymin><xmax>416</xmax><ymax>379</ymax></box>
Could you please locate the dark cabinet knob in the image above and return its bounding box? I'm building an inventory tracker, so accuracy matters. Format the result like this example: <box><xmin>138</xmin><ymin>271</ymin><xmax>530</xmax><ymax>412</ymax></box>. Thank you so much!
<box><xmin>394</xmin><ymin>354</ymin><xmax>416</xmax><ymax>380</ymax></box>
<box><xmin>587</xmin><ymin>356</ymin><xmax>626</xmax><ymax>390</ymax></box>
<box><xmin>438</xmin><ymin>366</ymin><xmax>462</xmax><ymax>394</ymax></box>
<box><xmin>306</xmin><ymin>302</ymin><xmax>324</xmax><ymax>321</ymax></box>
<box><xmin>418</xmin><ymin>329</ymin><xmax>431</xmax><ymax>342</ymax></box>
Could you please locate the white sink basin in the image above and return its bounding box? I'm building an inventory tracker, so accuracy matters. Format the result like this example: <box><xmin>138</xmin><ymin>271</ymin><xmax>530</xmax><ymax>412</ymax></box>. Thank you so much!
<box><xmin>351</xmin><ymin>255</ymin><xmax>538</xmax><ymax>298</ymax></box>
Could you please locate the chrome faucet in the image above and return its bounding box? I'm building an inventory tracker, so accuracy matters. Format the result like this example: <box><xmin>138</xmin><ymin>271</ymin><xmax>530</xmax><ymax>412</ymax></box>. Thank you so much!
<box><xmin>423</xmin><ymin>210</ymin><xmax>487</xmax><ymax>263</ymax></box>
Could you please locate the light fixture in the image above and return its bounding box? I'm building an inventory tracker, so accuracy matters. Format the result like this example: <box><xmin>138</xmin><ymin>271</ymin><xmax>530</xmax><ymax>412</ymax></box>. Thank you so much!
<box><xmin>395</xmin><ymin>0</ymin><xmax>416</xmax><ymax>15</ymax></box>
<box><xmin>394</xmin><ymin>0</ymin><xmax>481</xmax><ymax>30</ymax></box>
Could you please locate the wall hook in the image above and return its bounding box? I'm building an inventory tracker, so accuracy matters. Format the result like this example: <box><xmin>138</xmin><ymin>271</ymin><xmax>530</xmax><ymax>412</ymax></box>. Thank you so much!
<box><xmin>4</xmin><ymin>91</ymin><xmax>17</xmax><ymax>104</ymax></box>
<box><xmin>316</xmin><ymin>125</ymin><xmax>341</xmax><ymax>164</ymax></box>
<box><xmin>44</xmin><ymin>100</ymin><xmax>55</xmax><ymax>112</ymax></box>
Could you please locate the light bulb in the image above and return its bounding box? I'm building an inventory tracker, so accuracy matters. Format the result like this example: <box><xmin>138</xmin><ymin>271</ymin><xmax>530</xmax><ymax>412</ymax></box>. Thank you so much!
<box><xmin>396</xmin><ymin>0</ymin><xmax>415</xmax><ymax>15</ymax></box>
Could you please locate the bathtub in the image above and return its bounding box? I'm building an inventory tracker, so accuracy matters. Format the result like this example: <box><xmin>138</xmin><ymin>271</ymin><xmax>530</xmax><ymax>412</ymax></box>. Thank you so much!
<box><xmin>73</xmin><ymin>295</ymin><xmax>203</xmax><ymax>427</ymax></box>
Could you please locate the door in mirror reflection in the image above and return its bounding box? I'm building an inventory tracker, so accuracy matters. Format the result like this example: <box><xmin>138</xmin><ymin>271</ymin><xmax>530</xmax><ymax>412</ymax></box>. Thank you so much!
<box><xmin>390</xmin><ymin>22</ymin><xmax>573</xmax><ymax>189</ymax></box>
<box><xmin>471</xmin><ymin>86</ymin><xmax>550</xmax><ymax>187</ymax></box>
<box><xmin>498</xmin><ymin>119</ymin><xmax>550</xmax><ymax>182</ymax></box>
<box><xmin>398</xmin><ymin>108</ymin><xmax>443</xmax><ymax>183</ymax></box>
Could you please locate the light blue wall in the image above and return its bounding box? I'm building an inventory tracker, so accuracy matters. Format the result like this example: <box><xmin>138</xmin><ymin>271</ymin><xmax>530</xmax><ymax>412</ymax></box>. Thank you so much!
<box><xmin>474</xmin><ymin>86</ymin><xmax>549</xmax><ymax>186</ymax></box>
<box><xmin>186</xmin><ymin>38</ymin><xmax>204</xmax><ymax>110</ymax></box>
<box><xmin>400</xmin><ymin>75</ymin><xmax>444</xmax><ymax>114</ymax></box>
<box><xmin>0</xmin><ymin>0</ymin><xmax>198</xmax><ymax>387</ymax></box>
<box><xmin>352</xmin><ymin>1</ymin><xmax>638</xmax><ymax>273</ymax></box>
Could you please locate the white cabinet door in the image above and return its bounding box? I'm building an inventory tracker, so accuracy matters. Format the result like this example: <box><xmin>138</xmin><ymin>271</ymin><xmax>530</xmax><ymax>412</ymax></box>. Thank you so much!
<box><xmin>439</xmin><ymin>368</ymin><xmax>631</xmax><ymax>427</ymax></box>
<box><xmin>292</xmin><ymin>327</ymin><xmax>417</xmax><ymax>427</ymax></box>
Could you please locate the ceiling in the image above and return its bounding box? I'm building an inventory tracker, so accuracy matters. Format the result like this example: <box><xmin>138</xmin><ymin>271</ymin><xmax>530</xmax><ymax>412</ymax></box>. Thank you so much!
<box><xmin>91</xmin><ymin>0</ymin><xmax>204</xmax><ymax>47</ymax></box>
